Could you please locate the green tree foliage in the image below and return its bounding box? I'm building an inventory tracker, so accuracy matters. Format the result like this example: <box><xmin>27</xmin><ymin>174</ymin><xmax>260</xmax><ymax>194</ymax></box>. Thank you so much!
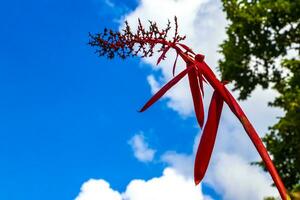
<box><xmin>264</xmin><ymin>60</ymin><xmax>300</xmax><ymax>191</ymax></box>
<box><xmin>219</xmin><ymin>0</ymin><xmax>300</xmax><ymax>193</ymax></box>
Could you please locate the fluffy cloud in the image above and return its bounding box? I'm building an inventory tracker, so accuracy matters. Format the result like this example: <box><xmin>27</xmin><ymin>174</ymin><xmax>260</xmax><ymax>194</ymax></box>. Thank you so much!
<box><xmin>205</xmin><ymin>153</ymin><xmax>279</xmax><ymax>200</ymax></box>
<box><xmin>75</xmin><ymin>168</ymin><xmax>208</xmax><ymax>200</ymax></box>
<box><xmin>123</xmin><ymin>168</ymin><xmax>205</xmax><ymax>200</ymax></box>
<box><xmin>75</xmin><ymin>179</ymin><xmax>122</xmax><ymax>200</ymax></box>
<box><xmin>161</xmin><ymin>151</ymin><xmax>194</xmax><ymax>178</ymax></box>
<box><xmin>128</xmin><ymin>133</ymin><xmax>156</xmax><ymax>162</ymax></box>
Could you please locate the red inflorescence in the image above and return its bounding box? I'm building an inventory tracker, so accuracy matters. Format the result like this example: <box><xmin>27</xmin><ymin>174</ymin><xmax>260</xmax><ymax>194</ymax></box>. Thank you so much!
<box><xmin>89</xmin><ymin>17</ymin><xmax>290</xmax><ymax>200</ymax></box>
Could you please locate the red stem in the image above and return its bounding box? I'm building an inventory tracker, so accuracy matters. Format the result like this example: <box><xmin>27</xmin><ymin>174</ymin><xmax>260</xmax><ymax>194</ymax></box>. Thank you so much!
<box><xmin>197</xmin><ymin>61</ymin><xmax>289</xmax><ymax>200</ymax></box>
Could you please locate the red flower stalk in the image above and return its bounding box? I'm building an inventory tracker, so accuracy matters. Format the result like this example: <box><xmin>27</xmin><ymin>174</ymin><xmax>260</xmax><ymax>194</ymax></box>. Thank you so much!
<box><xmin>89</xmin><ymin>17</ymin><xmax>290</xmax><ymax>200</ymax></box>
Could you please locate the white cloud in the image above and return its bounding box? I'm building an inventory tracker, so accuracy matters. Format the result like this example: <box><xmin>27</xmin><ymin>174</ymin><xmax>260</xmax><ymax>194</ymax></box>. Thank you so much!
<box><xmin>123</xmin><ymin>168</ymin><xmax>204</xmax><ymax>200</ymax></box>
<box><xmin>161</xmin><ymin>151</ymin><xmax>194</xmax><ymax>178</ymax></box>
<box><xmin>205</xmin><ymin>153</ymin><xmax>279</xmax><ymax>200</ymax></box>
<box><xmin>128</xmin><ymin>133</ymin><xmax>156</xmax><ymax>162</ymax></box>
<box><xmin>75</xmin><ymin>168</ymin><xmax>208</xmax><ymax>200</ymax></box>
<box><xmin>75</xmin><ymin>179</ymin><xmax>122</xmax><ymax>200</ymax></box>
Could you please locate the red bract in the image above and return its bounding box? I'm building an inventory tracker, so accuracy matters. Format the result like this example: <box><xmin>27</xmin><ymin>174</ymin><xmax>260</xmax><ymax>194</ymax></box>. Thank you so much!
<box><xmin>187</xmin><ymin>63</ymin><xmax>205</xmax><ymax>128</ymax></box>
<box><xmin>89</xmin><ymin>18</ymin><xmax>291</xmax><ymax>200</ymax></box>
<box><xmin>194</xmin><ymin>89</ymin><xmax>224</xmax><ymax>185</ymax></box>
<box><xmin>139</xmin><ymin>65</ymin><xmax>194</xmax><ymax>112</ymax></box>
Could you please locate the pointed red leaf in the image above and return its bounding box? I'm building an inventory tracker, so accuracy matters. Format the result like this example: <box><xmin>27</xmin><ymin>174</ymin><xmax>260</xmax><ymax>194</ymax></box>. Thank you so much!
<box><xmin>194</xmin><ymin>90</ymin><xmax>223</xmax><ymax>185</ymax></box>
<box><xmin>187</xmin><ymin>64</ymin><xmax>204</xmax><ymax>128</ymax></box>
<box><xmin>139</xmin><ymin>65</ymin><xmax>193</xmax><ymax>112</ymax></box>
<box><xmin>172</xmin><ymin>53</ymin><xmax>179</xmax><ymax>76</ymax></box>
<box><xmin>157</xmin><ymin>46</ymin><xmax>171</xmax><ymax>65</ymax></box>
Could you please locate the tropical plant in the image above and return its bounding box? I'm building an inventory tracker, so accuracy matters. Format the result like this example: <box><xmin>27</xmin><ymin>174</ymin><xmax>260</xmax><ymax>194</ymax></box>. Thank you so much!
<box><xmin>89</xmin><ymin>17</ymin><xmax>290</xmax><ymax>200</ymax></box>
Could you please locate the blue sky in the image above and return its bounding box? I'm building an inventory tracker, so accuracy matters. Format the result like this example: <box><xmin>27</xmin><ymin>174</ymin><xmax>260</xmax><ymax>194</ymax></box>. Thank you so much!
<box><xmin>0</xmin><ymin>0</ymin><xmax>282</xmax><ymax>200</ymax></box>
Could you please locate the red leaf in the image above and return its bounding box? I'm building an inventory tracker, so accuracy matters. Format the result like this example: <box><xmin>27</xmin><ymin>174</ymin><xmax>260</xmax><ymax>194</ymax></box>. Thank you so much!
<box><xmin>177</xmin><ymin>43</ymin><xmax>195</xmax><ymax>54</ymax></box>
<box><xmin>187</xmin><ymin>64</ymin><xmax>204</xmax><ymax>128</ymax></box>
<box><xmin>157</xmin><ymin>46</ymin><xmax>171</xmax><ymax>65</ymax></box>
<box><xmin>139</xmin><ymin>65</ymin><xmax>193</xmax><ymax>112</ymax></box>
<box><xmin>194</xmin><ymin>90</ymin><xmax>223</xmax><ymax>185</ymax></box>
<box><xmin>172</xmin><ymin>53</ymin><xmax>179</xmax><ymax>77</ymax></box>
